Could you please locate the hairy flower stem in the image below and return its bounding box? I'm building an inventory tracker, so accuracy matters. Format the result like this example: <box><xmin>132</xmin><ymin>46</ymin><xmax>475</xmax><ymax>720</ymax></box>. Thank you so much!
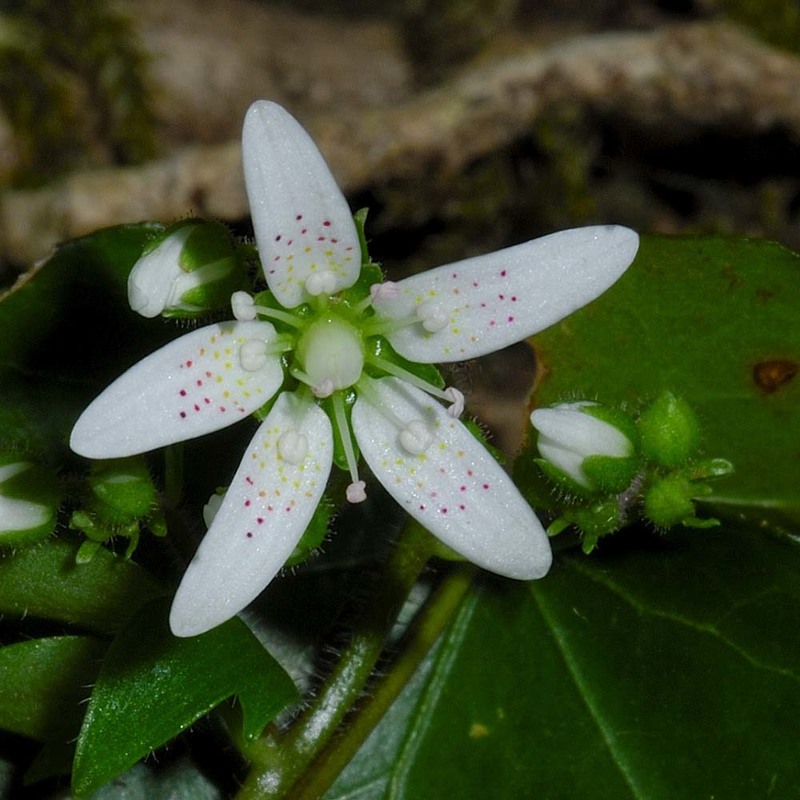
<box><xmin>236</xmin><ymin>521</ymin><xmax>439</xmax><ymax>799</ymax></box>
<box><xmin>289</xmin><ymin>563</ymin><xmax>477</xmax><ymax>800</ymax></box>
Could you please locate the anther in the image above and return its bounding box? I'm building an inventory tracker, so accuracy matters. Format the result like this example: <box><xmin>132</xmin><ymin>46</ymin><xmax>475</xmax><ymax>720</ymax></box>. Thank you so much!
<box><xmin>305</xmin><ymin>271</ymin><xmax>337</xmax><ymax>296</ymax></box>
<box><xmin>232</xmin><ymin>291</ymin><xmax>257</xmax><ymax>321</ymax></box>
<box><xmin>370</xmin><ymin>282</ymin><xmax>400</xmax><ymax>303</ymax></box>
<box><xmin>278</xmin><ymin>429</ymin><xmax>308</xmax><ymax>464</ymax></box>
<box><xmin>240</xmin><ymin>339</ymin><xmax>269</xmax><ymax>371</ymax></box>
<box><xmin>399</xmin><ymin>420</ymin><xmax>433</xmax><ymax>455</ymax></box>
<box><xmin>416</xmin><ymin>301</ymin><xmax>448</xmax><ymax>333</ymax></box>
<box><xmin>312</xmin><ymin>378</ymin><xmax>335</xmax><ymax>398</ymax></box>
<box><xmin>346</xmin><ymin>481</ymin><xmax>367</xmax><ymax>504</ymax></box>
<box><xmin>444</xmin><ymin>387</ymin><xmax>465</xmax><ymax>418</ymax></box>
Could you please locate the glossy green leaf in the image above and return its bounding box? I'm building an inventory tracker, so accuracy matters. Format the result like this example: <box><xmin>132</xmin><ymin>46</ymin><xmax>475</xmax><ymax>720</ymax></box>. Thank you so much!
<box><xmin>0</xmin><ymin>637</ymin><xmax>105</xmax><ymax>743</ymax></box>
<box><xmin>329</xmin><ymin>525</ymin><xmax>800</xmax><ymax>799</ymax></box>
<box><xmin>73</xmin><ymin>597</ymin><xmax>298</xmax><ymax>797</ymax></box>
<box><xmin>526</xmin><ymin>235</ymin><xmax>800</xmax><ymax>530</ymax></box>
<box><xmin>0</xmin><ymin>536</ymin><xmax>165</xmax><ymax>633</ymax></box>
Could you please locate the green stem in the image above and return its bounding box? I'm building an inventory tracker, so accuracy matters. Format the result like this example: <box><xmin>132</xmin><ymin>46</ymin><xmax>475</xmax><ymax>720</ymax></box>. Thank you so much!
<box><xmin>289</xmin><ymin>563</ymin><xmax>477</xmax><ymax>800</ymax></box>
<box><xmin>236</xmin><ymin>521</ymin><xmax>437</xmax><ymax>799</ymax></box>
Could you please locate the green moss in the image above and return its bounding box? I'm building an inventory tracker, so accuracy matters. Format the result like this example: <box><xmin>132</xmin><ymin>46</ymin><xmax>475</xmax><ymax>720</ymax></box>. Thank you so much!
<box><xmin>0</xmin><ymin>0</ymin><xmax>156</xmax><ymax>186</ymax></box>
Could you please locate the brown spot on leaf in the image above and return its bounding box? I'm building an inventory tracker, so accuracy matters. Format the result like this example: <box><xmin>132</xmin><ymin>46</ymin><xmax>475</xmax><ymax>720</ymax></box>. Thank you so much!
<box><xmin>753</xmin><ymin>359</ymin><xmax>798</xmax><ymax>393</ymax></box>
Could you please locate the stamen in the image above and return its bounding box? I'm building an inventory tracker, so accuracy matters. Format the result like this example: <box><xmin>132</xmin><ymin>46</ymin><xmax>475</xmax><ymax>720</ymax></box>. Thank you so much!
<box><xmin>331</xmin><ymin>392</ymin><xmax>364</xmax><ymax>501</ymax></box>
<box><xmin>443</xmin><ymin>387</ymin><xmax>465</xmax><ymax>418</ymax></box>
<box><xmin>353</xmin><ymin>281</ymin><xmax>399</xmax><ymax>315</ymax></box>
<box><xmin>346</xmin><ymin>481</ymin><xmax>367</xmax><ymax>504</ymax></box>
<box><xmin>232</xmin><ymin>291</ymin><xmax>257</xmax><ymax>321</ymax></box>
<box><xmin>231</xmin><ymin>291</ymin><xmax>303</xmax><ymax>329</ymax></box>
<box><xmin>364</xmin><ymin>353</ymin><xmax>465</xmax><ymax>417</ymax></box>
<box><xmin>312</xmin><ymin>378</ymin><xmax>335</xmax><ymax>399</ymax></box>
<box><xmin>305</xmin><ymin>271</ymin><xmax>337</xmax><ymax>296</ymax></box>
<box><xmin>399</xmin><ymin>419</ymin><xmax>433</xmax><ymax>455</ymax></box>
<box><xmin>240</xmin><ymin>340</ymin><xmax>269</xmax><ymax>371</ymax></box>
<box><xmin>278</xmin><ymin>428</ymin><xmax>308</xmax><ymax>464</ymax></box>
<box><xmin>416</xmin><ymin>301</ymin><xmax>448</xmax><ymax>332</ymax></box>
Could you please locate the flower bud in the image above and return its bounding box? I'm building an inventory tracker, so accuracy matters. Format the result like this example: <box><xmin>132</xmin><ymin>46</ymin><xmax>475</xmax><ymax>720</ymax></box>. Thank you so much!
<box><xmin>638</xmin><ymin>391</ymin><xmax>699</xmax><ymax>468</ymax></box>
<box><xmin>643</xmin><ymin>472</ymin><xmax>719</xmax><ymax>529</ymax></box>
<box><xmin>0</xmin><ymin>457</ymin><xmax>59</xmax><ymax>546</ymax></box>
<box><xmin>530</xmin><ymin>401</ymin><xmax>638</xmax><ymax>494</ymax></box>
<box><xmin>127</xmin><ymin>220</ymin><xmax>247</xmax><ymax>318</ymax></box>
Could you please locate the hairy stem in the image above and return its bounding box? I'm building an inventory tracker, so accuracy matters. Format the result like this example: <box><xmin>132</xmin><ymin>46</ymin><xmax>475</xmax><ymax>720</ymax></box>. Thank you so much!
<box><xmin>289</xmin><ymin>563</ymin><xmax>477</xmax><ymax>800</ymax></box>
<box><xmin>236</xmin><ymin>521</ymin><xmax>438</xmax><ymax>799</ymax></box>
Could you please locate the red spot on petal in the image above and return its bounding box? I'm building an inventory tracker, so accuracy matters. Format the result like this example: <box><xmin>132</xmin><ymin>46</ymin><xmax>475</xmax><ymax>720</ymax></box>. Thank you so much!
<box><xmin>179</xmin><ymin>389</ymin><xmax>187</xmax><ymax>396</ymax></box>
<box><xmin>459</xmin><ymin>504</ymin><xmax>466</xmax><ymax>510</ymax></box>
<box><xmin>507</xmin><ymin>316</ymin><xmax>514</xmax><ymax>322</ymax></box>
<box><xmin>511</xmin><ymin>296</ymin><xmax>517</xmax><ymax>301</ymax></box>
<box><xmin>419</xmin><ymin>504</ymin><xmax>426</xmax><ymax>511</ymax></box>
<box><xmin>467</xmin><ymin>469</ymin><xmax>474</xmax><ymax>476</ymax></box>
<box><xmin>441</xmin><ymin>507</ymin><xmax>448</xmax><ymax>514</ymax></box>
<box><xmin>196</xmin><ymin>379</ymin><xmax>203</xmax><ymax>386</ymax></box>
<box><xmin>220</xmin><ymin>406</ymin><xmax>226</xmax><ymax>412</ymax></box>
<box><xmin>267</xmin><ymin>505</ymin><xmax>273</xmax><ymax>511</ymax></box>
<box><xmin>483</xmin><ymin>483</ymin><xmax>490</xmax><ymax>490</ymax></box>
<box><xmin>246</xmin><ymin>477</ymin><xmax>254</xmax><ymax>485</ymax></box>
<box><xmin>180</xmin><ymin>411</ymin><xmax>187</xmax><ymax>418</ymax></box>
<box><xmin>317</xmin><ymin>236</ymin><xmax>325</xmax><ymax>241</ymax></box>
<box><xmin>460</xmin><ymin>485</ymin><xmax>467</xmax><ymax>492</ymax></box>
<box><xmin>301</xmin><ymin>228</ymin><xmax>308</xmax><ymax>234</ymax></box>
<box><xmin>331</xmin><ymin>238</ymin><xmax>338</xmax><ymax>243</ymax></box>
<box><xmin>500</xmin><ymin>270</ymin><xmax>507</xmax><ymax>277</ymax></box>
<box><xmin>206</xmin><ymin>371</ymin><xmax>212</xmax><ymax>377</ymax></box>
<box><xmin>193</xmin><ymin>403</ymin><xmax>200</xmax><ymax>411</ymax></box>
<box><xmin>245</xmin><ymin>500</ymin><xmax>251</xmax><ymax>507</ymax></box>
<box><xmin>452</xmin><ymin>273</ymin><xmax>458</xmax><ymax>279</ymax></box>
<box><xmin>285</xmin><ymin>506</ymin><xmax>291</xmax><ymax>512</ymax></box>
<box><xmin>499</xmin><ymin>294</ymin><xmax>505</xmax><ymax>300</ymax></box>
<box><xmin>489</xmin><ymin>320</ymin><xmax>496</xmax><ymax>326</ymax></box>
<box><xmin>322</xmin><ymin>220</ymin><xmax>331</xmax><ymax>227</ymax></box>
<box><xmin>186</xmin><ymin>360</ymin><xmax>193</xmax><ymax>367</ymax></box>
<box><xmin>287</xmin><ymin>239</ymin><xmax>293</xmax><ymax>246</ymax></box>
<box><xmin>257</xmin><ymin>518</ymin><xmax>264</xmax><ymax>524</ymax></box>
<box><xmin>246</xmin><ymin>532</ymin><xmax>254</xmax><ymax>538</ymax></box>
<box><xmin>296</xmin><ymin>214</ymin><xmax>303</xmax><ymax>220</ymax></box>
<box><xmin>275</xmin><ymin>234</ymin><xmax>282</xmax><ymax>241</ymax></box>
<box><xmin>204</xmin><ymin>397</ymin><xmax>211</xmax><ymax>404</ymax></box>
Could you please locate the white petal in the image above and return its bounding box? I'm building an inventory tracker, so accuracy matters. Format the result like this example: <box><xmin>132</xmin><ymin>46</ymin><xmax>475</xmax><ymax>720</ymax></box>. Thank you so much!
<box><xmin>169</xmin><ymin>393</ymin><xmax>333</xmax><ymax>636</ymax></box>
<box><xmin>70</xmin><ymin>321</ymin><xmax>283</xmax><ymax>458</ymax></box>
<box><xmin>374</xmin><ymin>225</ymin><xmax>639</xmax><ymax>362</ymax></box>
<box><xmin>0</xmin><ymin>495</ymin><xmax>49</xmax><ymax>532</ymax></box>
<box><xmin>352</xmin><ymin>377</ymin><xmax>551</xmax><ymax>579</ymax></box>
<box><xmin>242</xmin><ymin>101</ymin><xmax>360</xmax><ymax>309</ymax></box>
<box><xmin>127</xmin><ymin>226</ymin><xmax>193</xmax><ymax>318</ymax></box>
<box><xmin>531</xmin><ymin>406</ymin><xmax>632</xmax><ymax>459</ymax></box>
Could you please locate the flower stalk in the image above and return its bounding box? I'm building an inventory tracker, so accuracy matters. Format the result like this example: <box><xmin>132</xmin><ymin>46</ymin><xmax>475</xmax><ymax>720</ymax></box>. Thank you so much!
<box><xmin>237</xmin><ymin>520</ymin><xmax>440</xmax><ymax>799</ymax></box>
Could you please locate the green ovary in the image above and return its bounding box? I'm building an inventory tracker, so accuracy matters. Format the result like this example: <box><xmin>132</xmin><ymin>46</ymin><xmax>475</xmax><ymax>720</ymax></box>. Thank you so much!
<box><xmin>296</xmin><ymin>315</ymin><xmax>365</xmax><ymax>391</ymax></box>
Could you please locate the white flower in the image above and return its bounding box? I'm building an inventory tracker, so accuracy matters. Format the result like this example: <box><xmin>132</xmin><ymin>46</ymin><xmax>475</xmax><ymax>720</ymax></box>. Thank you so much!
<box><xmin>530</xmin><ymin>401</ymin><xmax>636</xmax><ymax>491</ymax></box>
<box><xmin>70</xmin><ymin>101</ymin><xmax>639</xmax><ymax>637</ymax></box>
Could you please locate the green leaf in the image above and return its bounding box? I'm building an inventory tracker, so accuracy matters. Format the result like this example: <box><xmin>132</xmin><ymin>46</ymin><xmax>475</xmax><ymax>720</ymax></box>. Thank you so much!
<box><xmin>72</xmin><ymin>597</ymin><xmax>298</xmax><ymax>797</ymax></box>
<box><xmin>0</xmin><ymin>636</ymin><xmax>105</xmax><ymax>743</ymax></box>
<box><xmin>328</xmin><ymin>525</ymin><xmax>800</xmax><ymax>799</ymax></box>
<box><xmin>526</xmin><ymin>235</ymin><xmax>800</xmax><ymax>530</ymax></box>
<box><xmin>0</xmin><ymin>223</ymin><xmax>172</xmax><ymax>454</ymax></box>
<box><xmin>0</xmin><ymin>536</ymin><xmax>165</xmax><ymax>633</ymax></box>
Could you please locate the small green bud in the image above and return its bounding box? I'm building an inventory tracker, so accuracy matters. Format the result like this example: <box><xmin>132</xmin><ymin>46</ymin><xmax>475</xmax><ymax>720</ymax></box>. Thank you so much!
<box><xmin>643</xmin><ymin>471</ymin><xmax>720</xmax><ymax>529</ymax></box>
<box><xmin>0</xmin><ymin>457</ymin><xmax>60</xmax><ymax>546</ymax></box>
<box><xmin>70</xmin><ymin>457</ymin><xmax>165</xmax><ymax>559</ymax></box>
<box><xmin>547</xmin><ymin>497</ymin><xmax>624</xmax><ymax>553</ymax></box>
<box><xmin>87</xmin><ymin>458</ymin><xmax>158</xmax><ymax>523</ymax></box>
<box><xmin>638</xmin><ymin>392</ymin><xmax>699</xmax><ymax>468</ymax></box>
<box><xmin>128</xmin><ymin>220</ymin><xmax>247</xmax><ymax>318</ymax></box>
<box><xmin>530</xmin><ymin>401</ymin><xmax>638</xmax><ymax>495</ymax></box>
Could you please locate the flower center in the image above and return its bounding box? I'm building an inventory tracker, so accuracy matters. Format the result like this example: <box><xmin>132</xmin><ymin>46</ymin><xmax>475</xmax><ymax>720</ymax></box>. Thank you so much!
<box><xmin>296</xmin><ymin>315</ymin><xmax>364</xmax><ymax>397</ymax></box>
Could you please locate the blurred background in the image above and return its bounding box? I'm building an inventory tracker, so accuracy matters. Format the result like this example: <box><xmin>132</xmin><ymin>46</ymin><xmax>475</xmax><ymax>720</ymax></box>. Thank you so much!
<box><xmin>1</xmin><ymin>0</ymin><xmax>798</xmax><ymax>447</ymax></box>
